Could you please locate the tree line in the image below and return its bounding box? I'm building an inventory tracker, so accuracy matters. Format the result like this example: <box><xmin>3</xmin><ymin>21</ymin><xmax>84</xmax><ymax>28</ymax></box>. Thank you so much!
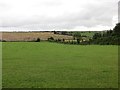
<box><xmin>48</xmin><ymin>23</ymin><xmax>120</xmax><ymax>45</ymax></box>
<box><xmin>91</xmin><ymin>23</ymin><xmax>120</xmax><ymax>45</ymax></box>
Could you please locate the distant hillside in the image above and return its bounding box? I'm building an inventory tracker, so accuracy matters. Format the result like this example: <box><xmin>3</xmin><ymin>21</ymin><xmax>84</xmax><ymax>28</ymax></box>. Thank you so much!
<box><xmin>1</xmin><ymin>32</ymin><xmax>73</xmax><ymax>41</ymax></box>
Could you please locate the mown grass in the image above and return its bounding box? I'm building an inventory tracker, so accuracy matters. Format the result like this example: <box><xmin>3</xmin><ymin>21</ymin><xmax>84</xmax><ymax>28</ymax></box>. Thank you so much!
<box><xmin>0</xmin><ymin>42</ymin><xmax>2</xmax><ymax>89</ymax></box>
<box><xmin>2</xmin><ymin>42</ymin><xmax>118</xmax><ymax>88</ymax></box>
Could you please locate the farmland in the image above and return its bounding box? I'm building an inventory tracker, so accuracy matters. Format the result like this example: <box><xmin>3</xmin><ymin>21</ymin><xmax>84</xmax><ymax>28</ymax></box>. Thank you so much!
<box><xmin>1</xmin><ymin>32</ymin><xmax>73</xmax><ymax>41</ymax></box>
<box><xmin>0</xmin><ymin>31</ymin><xmax>102</xmax><ymax>42</ymax></box>
<box><xmin>2</xmin><ymin>42</ymin><xmax>118</xmax><ymax>88</ymax></box>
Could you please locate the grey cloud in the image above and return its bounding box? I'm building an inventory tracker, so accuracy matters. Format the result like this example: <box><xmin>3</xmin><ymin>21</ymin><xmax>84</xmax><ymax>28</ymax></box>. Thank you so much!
<box><xmin>0</xmin><ymin>0</ymin><xmax>118</xmax><ymax>30</ymax></box>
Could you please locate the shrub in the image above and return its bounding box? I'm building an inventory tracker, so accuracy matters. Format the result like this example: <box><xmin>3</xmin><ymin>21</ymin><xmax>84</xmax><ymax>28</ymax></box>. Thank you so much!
<box><xmin>48</xmin><ymin>37</ymin><xmax>54</xmax><ymax>42</ymax></box>
<box><xmin>36</xmin><ymin>38</ymin><xmax>40</xmax><ymax>42</ymax></box>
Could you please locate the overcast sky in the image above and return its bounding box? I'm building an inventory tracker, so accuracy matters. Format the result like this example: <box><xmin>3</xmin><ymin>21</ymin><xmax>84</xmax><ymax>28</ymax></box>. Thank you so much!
<box><xmin>0</xmin><ymin>0</ymin><xmax>119</xmax><ymax>31</ymax></box>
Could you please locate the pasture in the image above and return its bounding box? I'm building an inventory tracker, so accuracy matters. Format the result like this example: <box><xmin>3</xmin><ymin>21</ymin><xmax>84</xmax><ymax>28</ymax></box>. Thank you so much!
<box><xmin>2</xmin><ymin>42</ymin><xmax>118</xmax><ymax>88</ymax></box>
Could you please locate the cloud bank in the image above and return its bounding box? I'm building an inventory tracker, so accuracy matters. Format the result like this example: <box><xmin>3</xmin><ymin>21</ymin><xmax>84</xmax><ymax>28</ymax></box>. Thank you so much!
<box><xmin>0</xmin><ymin>0</ymin><xmax>119</xmax><ymax>31</ymax></box>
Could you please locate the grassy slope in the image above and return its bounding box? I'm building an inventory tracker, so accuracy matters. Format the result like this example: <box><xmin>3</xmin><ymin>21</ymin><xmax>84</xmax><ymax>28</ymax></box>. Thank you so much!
<box><xmin>0</xmin><ymin>42</ymin><xmax>2</xmax><ymax>89</ymax></box>
<box><xmin>2</xmin><ymin>42</ymin><xmax>118</xmax><ymax>88</ymax></box>
<box><xmin>74</xmin><ymin>31</ymin><xmax>104</xmax><ymax>38</ymax></box>
<box><xmin>81</xmin><ymin>32</ymin><xmax>95</xmax><ymax>37</ymax></box>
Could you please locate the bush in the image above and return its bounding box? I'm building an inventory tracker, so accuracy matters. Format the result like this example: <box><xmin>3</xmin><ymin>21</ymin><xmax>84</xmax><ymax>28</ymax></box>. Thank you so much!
<box><xmin>48</xmin><ymin>37</ymin><xmax>54</xmax><ymax>40</ymax></box>
<box><xmin>48</xmin><ymin>37</ymin><xmax>54</xmax><ymax>42</ymax></box>
<box><xmin>36</xmin><ymin>38</ymin><xmax>40</xmax><ymax>42</ymax></box>
<box><xmin>2</xmin><ymin>40</ymin><xmax>6</xmax><ymax>42</ymax></box>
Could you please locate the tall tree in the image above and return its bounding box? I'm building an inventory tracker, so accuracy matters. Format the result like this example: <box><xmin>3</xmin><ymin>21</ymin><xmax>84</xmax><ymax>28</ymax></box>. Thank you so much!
<box><xmin>113</xmin><ymin>23</ymin><xmax>120</xmax><ymax>36</ymax></box>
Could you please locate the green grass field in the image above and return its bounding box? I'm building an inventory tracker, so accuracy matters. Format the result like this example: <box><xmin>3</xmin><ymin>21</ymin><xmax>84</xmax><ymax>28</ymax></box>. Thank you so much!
<box><xmin>0</xmin><ymin>42</ymin><xmax>2</xmax><ymax>89</ymax></box>
<box><xmin>73</xmin><ymin>31</ymin><xmax>103</xmax><ymax>38</ymax></box>
<box><xmin>2</xmin><ymin>42</ymin><xmax>118</xmax><ymax>88</ymax></box>
<box><xmin>81</xmin><ymin>32</ymin><xmax>95</xmax><ymax>37</ymax></box>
